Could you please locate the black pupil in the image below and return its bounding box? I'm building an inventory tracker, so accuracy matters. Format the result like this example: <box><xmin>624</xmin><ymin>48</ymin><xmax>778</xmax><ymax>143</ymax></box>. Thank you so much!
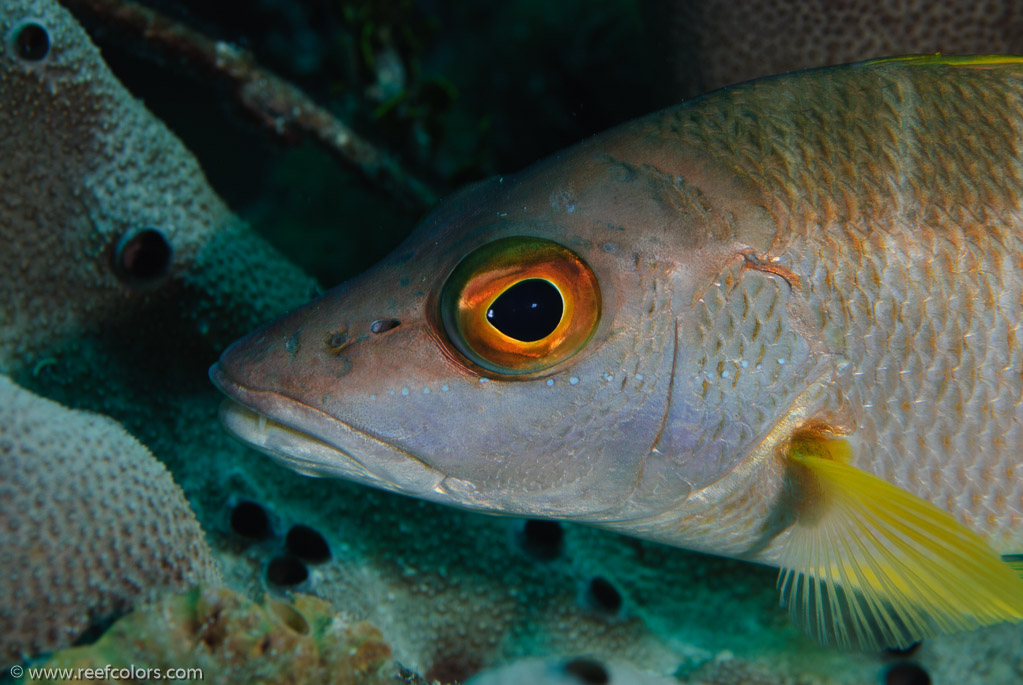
<box><xmin>15</xmin><ymin>23</ymin><xmax>50</xmax><ymax>61</ymax></box>
<box><xmin>486</xmin><ymin>278</ymin><xmax>563</xmax><ymax>342</ymax></box>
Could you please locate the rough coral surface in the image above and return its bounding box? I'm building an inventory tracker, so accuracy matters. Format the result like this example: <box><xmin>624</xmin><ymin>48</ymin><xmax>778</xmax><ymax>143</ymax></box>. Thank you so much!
<box><xmin>643</xmin><ymin>0</ymin><xmax>1023</xmax><ymax>96</ymax></box>
<box><xmin>0</xmin><ymin>0</ymin><xmax>317</xmax><ymax>377</ymax></box>
<box><xmin>0</xmin><ymin>376</ymin><xmax>220</xmax><ymax>664</ymax></box>
<box><xmin>29</xmin><ymin>586</ymin><xmax>395</xmax><ymax>685</ymax></box>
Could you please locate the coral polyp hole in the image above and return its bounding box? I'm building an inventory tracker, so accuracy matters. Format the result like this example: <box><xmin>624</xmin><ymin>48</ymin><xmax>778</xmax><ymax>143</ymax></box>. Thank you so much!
<box><xmin>115</xmin><ymin>228</ymin><xmax>173</xmax><ymax>283</ymax></box>
<box><xmin>884</xmin><ymin>663</ymin><xmax>931</xmax><ymax>685</ymax></box>
<box><xmin>425</xmin><ymin>654</ymin><xmax>479</xmax><ymax>684</ymax></box>
<box><xmin>266</xmin><ymin>556</ymin><xmax>308</xmax><ymax>586</ymax></box>
<box><xmin>585</xmin><ymin>576</ymin><xmax>622</xmax><ymax>615</ymax></box>
<box><xmin>370</xmin><ymin>318</ymin><xmax>401</xmax><ymax>334</ymax></box>
<box><xmin>519</xmin><ymin>519</ymin><xmax>563</xmax><ymax>561</ymax></box>
<box><xmin>285</xmin><ymin>524</ymin><xmax>331</xmax><ymax>564</ymax></box>
<box><xmin>563</xmin><ymin>657</ymin><xmax>610</xmax><ymax>685</ymax></box>
<box><xmin>12</xmin><ymin>22</ymin><xmax>50</xmax><ymax>62</ymax></box>
<box><xmin>230</xmin><ymin>500</ymin><xmax>272</xmax><ymax>540</ymax></box>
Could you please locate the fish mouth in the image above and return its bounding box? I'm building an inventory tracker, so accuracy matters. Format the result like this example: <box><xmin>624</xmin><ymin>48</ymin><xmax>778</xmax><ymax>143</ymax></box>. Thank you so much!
<box><xmin>209</xmin><ymin>363</ymin><xmax>448</xmax><ymax>498</ymax></box>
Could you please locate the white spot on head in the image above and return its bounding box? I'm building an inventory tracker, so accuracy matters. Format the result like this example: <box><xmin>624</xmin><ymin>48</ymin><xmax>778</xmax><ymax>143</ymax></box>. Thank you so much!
<box><xmin>740</xmin><ymin>360</ymin><xmax>749</xmax><ymax>368</ymax></box>
<box><xmin>546</xmin><ymin>378</ymin><xmax>554</xmax><ymax>386</ymax></box>
<box><xmin>569</xmin><ymin>376</ymin><xmax>580</xmax><ymax>385</ymax></box>
<box><xmin>755</xmin><ymin>363</ymin><xmax>763</xmax><ymax>370</ymax></box>
<box><xmin>480</xmin><ymin>378</ymin><xmax>489</xmax><ymax>384</ymax></box>
<box><xmin>441</xmin><ymin>384</ymin><xmax>450</xmax><ymax>392</ymax></box>
<box><xmin>389</xmin><ymin>390</ymin><xmax>396</xmax><ymax>395</ymax></box>
<box><xmin>635</xmin><ymin>373</ymin><xmax>644</xmax><ymax>382</ymax></box>
<box><xmin>604</xmin><ymin>373</ymin><xmax>614</xmax><ymax>382</ymax></box>
<box><xmin>721</xmin><ymin>370</ymin><xmax>730</xmax><ymax>378</ymax></box>
<box><xmin>778</xmin><ymin>358</ymin><xmax>786</xmax><ymax>365</ymax></box>
<box><xmin>370</xmin><ymin>394</ymin><xmax>377</xmax><ymax>400</ymax></box>
<box><xmin>402</xmin><ymin>387</ymin><xmax>409</xmax><ymax>396</ymax></box>
<box><xmin>423</xmin><ymin>387</ymin><xmax>430</xmax><ymax>394</ymax></box>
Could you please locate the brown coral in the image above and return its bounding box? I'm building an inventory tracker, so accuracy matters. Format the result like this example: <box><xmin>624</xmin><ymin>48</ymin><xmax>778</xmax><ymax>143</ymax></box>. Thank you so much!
<box><xmin>29</xmin><ymin>586</ymin><xmax>395</xmax><ymax>685</ymax></box>
<box><xmin>0</xmin><ymin>376</ymin><xmax>220</xmax><ymax>664</ymax></box>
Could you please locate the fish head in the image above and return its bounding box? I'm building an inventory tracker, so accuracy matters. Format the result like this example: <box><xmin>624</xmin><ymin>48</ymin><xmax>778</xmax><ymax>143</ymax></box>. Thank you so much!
<box><xmin>211</xmin><ymin>118</ymin><xmax>812</xmax><ymax>533</ymax></box>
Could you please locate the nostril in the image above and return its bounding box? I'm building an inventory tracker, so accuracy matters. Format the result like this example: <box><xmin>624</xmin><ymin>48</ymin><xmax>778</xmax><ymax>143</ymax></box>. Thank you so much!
<box><xmin>370</xmin><ymin>318</ymin><xmax>401</xmax><ymax>334</ymax></box>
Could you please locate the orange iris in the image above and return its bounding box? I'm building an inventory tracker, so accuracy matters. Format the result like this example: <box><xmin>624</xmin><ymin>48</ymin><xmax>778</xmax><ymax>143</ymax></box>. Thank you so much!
<box><xmin>440</xmin><ymin>237</ymin><xmax>601</xmax><ymax>375</ymax></box>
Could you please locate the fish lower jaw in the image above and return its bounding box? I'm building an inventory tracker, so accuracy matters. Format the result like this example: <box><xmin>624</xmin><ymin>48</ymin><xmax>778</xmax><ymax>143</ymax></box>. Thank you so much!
<box><xmin>216</xmin><ymin>398</ymin><xmax>447</xmax><ymax>496</ymax></box>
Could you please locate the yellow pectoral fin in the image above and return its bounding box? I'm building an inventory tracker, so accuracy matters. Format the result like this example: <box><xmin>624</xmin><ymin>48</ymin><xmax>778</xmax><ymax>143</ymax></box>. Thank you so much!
<box><xmin>777</xmin><ymin>431</ymin><xmax>1023</xmax><ymax>650</ymax></box>
<box><xmin>1005</xmin><ymin>555</ymin><xmax>1023</xmax><ymax>578</ymax></box>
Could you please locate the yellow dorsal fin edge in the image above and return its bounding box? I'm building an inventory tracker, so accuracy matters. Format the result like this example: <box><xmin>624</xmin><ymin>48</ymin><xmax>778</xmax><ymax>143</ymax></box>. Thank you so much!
<box><xmin>777</xmin><ymin>435</ymin><xmax>1023</xmax><ymax>650</ymax></box>
<box><xmin>866</xmin><ymin>54</ymin><xmax>1023</xmax><ymax>67</ymax></box>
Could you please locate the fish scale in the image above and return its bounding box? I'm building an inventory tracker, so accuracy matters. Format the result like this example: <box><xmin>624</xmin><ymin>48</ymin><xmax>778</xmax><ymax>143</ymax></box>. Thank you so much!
<box><xmin>795</xmin><ymin>221</ymin><xmax>1023</xmax><ymax>545</ymax></box>
<box><xmin>747</xmin><ymin>69</ymin><xmax>1023</xmax><ymax>549</ymax></box>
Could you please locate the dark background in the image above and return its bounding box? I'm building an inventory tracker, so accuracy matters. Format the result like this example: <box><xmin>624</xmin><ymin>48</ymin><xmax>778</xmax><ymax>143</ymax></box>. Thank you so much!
<box><xmin>70</xmin><ymin>0</ymin><xmax>674</xmax><ymax>287</ymax></box>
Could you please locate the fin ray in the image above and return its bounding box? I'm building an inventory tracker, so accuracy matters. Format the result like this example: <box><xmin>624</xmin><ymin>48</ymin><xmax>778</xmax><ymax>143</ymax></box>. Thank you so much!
<box><xmin>1004</xmin><ymin>555</ymin><xmax>1023</xmax><ymax>579</ymax></box>
<box><xmin>778</xmin><ymin>442</ymin><xmax>1023</xmax><ymax>649</ymax></box>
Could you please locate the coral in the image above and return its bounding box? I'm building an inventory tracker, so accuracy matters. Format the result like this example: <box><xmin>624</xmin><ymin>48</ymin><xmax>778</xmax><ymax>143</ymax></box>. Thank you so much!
<box><xmin>642</xmin><ymin>0</ymin><xmax>1023</xmax><ymax>96</ymax></box>
<box><xmin>0</xmin><ymin>0</ymin><xmax>318</xmax><ymax>378</ymax></box>
<box><xmin>0</xmin><ymin>376</ymin><xmax>220</xmax><ymax>664</ymax></box>
<box><xmin>0</xmin><ymin>0</ymin><xmax>320</xmax><ymax>501</ymax></box>
<box><xmin>466</xmin><ymin>657</ymin><xmax>678</xmax><ymax>685</ymax></box>
<box><xmin>29</xmin><ymin>586</ymin><xmax>395</xmax><ymax>685</ymax></box>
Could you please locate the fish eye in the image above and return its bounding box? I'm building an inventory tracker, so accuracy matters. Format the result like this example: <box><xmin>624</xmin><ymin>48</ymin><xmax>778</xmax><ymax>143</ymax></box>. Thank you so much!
<box><xmin>440</xmin><ymin>236</ymin><xmax>600</xmax><ymax>375</ymax></box>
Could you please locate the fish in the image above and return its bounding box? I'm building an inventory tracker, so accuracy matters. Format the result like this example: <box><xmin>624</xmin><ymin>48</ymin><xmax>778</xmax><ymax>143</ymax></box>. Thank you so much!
<box><xmin>210</xmin><ymin>55</ymin><xmax>1023</xmax><ymax>650</ymax></box>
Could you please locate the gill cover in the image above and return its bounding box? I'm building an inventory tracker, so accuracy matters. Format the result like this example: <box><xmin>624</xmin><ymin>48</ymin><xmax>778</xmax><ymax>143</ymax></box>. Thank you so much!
<box><xmin>440</xmin><ymin>236</ymin><xmax>600</xmax><ymax>375</ymax></box>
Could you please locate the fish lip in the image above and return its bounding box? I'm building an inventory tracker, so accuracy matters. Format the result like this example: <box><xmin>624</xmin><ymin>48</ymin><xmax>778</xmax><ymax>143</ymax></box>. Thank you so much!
<box><xmin>208</xmin><ymin>362</ymin><xmax>448</xmax><ymax>496</ymax></box>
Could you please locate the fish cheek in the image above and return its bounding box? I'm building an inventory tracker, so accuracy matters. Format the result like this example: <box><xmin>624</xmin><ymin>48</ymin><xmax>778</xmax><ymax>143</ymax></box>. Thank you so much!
<box><xmin>657</xmin><ymin>263</ymin><xmax>827</xmax><ymax>487</ymax></box>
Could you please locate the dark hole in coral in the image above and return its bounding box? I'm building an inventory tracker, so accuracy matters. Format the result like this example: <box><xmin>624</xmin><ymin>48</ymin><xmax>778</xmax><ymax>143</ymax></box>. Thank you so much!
<box><xmin>371</xmin><ymin>318</ymin><xmax>401</xmax><ymax>334</ymax></box>
<box><xmin>115</xmin><ymin>228</ymin><xmax>173</xmax><ymax>283</ymax></box>
<box><xmin>425</xmin><ymin>654</ymin><xmax>479</xmax><ymax>684</ymax></box>
<box><xmin>285</xmin><ymin>524</ymin><xmax>331</xmax><ymax>563</ymax></box>
<box><xmin>14</xmin><ymin>22</ymin><xmax>50</xmax><ymax>61</ymax></box>
<box><xmin>71</xmin><ymin>613</ymin><xmax>120</xmax><ymax>647</ymax></box>
<box><xmin>883</xmin><ymin>641</ymin><xmax>922</xmax><ymax>658</ymax></box>
<box><xmin>266</xmin><ymin>556</ymin><xmax>308</xmax><ymax>586</ymax></box>
<box><xmin>563</xmin><ymin>657</ymin><xmax>610</xmax><ymax>685</ymax></box>
<box><xmin>586</xmin><ymin>576</ymin><xmax>622</xmax><ymax>615</ymax></box>
<box><xmin>884</xmin><ymin>662</ymin><xmax>931</xmax><ymax>685</ymax></box>
<box><xmin>230</xmin><ymin>500</ymin><xmax>272</xmax><ymax>540</ymax></box>
<box><xmin>520</xmin><ymin>519</ymin><xmax>563</xmax><ymax>560</ymax></box>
